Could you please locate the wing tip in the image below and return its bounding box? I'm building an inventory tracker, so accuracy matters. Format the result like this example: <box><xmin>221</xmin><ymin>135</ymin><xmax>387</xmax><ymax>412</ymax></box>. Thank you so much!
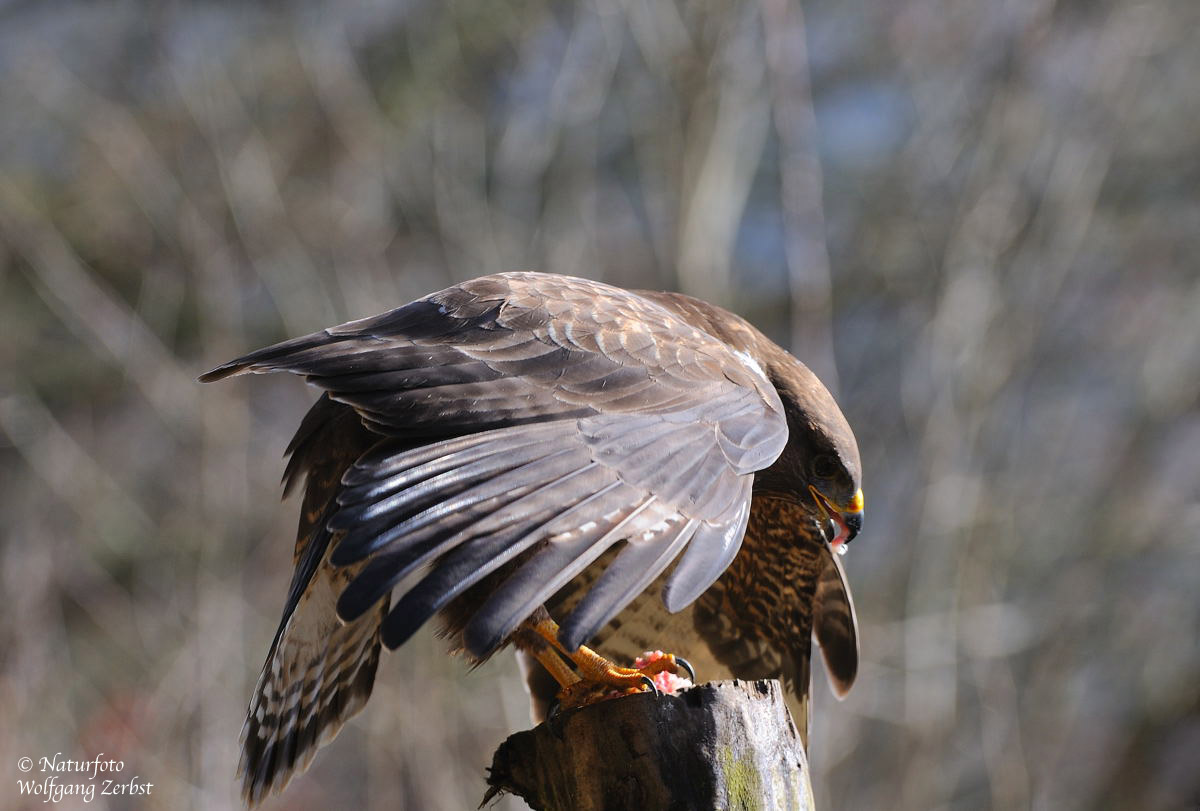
<box><xmin>828</xmin><ymin>666</ymin><xmax>857</xmax><ymax>699</ymax></box>
<box><xmin>660</xmin><ymin>581</ymin><xmax>695</xmax><ymax>615</ymax></box>
<box><xmin>199</xmin><ymin>329</ymin><xmax>339</xmax><ymax>384</ymax></box>
<box><xmin>197</xmin><ymin>361</ymin><xmax>245</xmax><ymax>383</ymax></box>
<box><xmin>461</xmin><ymin>618</ymin><xmax>504</xmax><ymax>660</ymax></box>
<box><xmin>816</xmin><ymin>629</ymin><xmax>859</xmax><ymax>700</ymax></box>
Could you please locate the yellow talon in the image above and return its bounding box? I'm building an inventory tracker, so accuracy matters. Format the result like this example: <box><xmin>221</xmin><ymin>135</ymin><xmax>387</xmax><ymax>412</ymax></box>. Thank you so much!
<box><xmin>524</xmin><ymin>618</ymin><xmax>692</xmax><ymax>710</ymax></box>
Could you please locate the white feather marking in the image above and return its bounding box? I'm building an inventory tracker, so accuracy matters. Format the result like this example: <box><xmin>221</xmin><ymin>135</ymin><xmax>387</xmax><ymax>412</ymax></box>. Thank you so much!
<box><xmin>733</xmin><ymin>348</ymin><xmax>768</xmax><ymax>382</ymax></box>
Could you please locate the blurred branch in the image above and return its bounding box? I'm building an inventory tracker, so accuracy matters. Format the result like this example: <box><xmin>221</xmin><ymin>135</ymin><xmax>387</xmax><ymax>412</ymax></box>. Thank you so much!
<box><xmin>760</xmin><ymin>0</ymin><xmax>838</xmax><ymax>389</ymax></box>
<box><xmin>0</xmin><ymin>386</ymin><xmax>152</xmax><ymax>533</ymax></box>
<box><xmin>0</xmin><ymin>186</ymin><xmax>198</xmax><ymax>432</ymax></box>
<box><xmin>676</xmin><ymin>6</ymin><xmax>770</xmax><ymax>306</ymax></box>
<box><xmin>170</xmin><ymin>55</ymin><xmax>340</xmax><ymax>332</ymax></box>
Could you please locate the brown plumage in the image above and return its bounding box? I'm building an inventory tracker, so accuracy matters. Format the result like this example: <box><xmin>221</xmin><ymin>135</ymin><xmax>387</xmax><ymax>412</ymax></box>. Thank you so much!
<box><xmin>201</xmin><ymin>272</ymin><xmax>864</xmax><ymax>804</ymax></box>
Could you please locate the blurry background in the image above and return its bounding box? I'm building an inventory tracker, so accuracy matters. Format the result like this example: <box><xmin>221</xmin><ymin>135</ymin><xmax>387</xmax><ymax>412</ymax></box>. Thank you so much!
<box><xmin>1</xmin><ymin>0</ymin><xmax>1197</xmax><ymax>809</ymax></box>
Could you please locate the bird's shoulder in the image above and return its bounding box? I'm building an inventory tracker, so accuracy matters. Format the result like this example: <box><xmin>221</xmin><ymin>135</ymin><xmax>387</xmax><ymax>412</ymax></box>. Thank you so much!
<box><xmin>368</xmin><ymin>272</ymin><xmax>783</xmax><ymax>398</ymax></box>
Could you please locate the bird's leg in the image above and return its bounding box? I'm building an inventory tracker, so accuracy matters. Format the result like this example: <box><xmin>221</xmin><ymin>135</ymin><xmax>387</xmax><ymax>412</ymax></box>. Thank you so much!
<box><xmin>509</xmin><ymin>618</ymin><xmax>580</xmax><ymax>692</ymax></box>
<box><xmin>527</xmin><ymin>648</ymin><xmax>581</xmax><ymax>692</ymax></box>
<box><xmin>523</xmin><ymin>616</ymin><xmax>694</xmax><ymax>710</ymax></box>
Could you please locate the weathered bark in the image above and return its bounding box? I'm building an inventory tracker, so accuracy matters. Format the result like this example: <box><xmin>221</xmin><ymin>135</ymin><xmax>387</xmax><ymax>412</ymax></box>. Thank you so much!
<box><xmin>484</xmin><ymin>679</ymin><xmax>813</xmax><ymax>811</ymax></box>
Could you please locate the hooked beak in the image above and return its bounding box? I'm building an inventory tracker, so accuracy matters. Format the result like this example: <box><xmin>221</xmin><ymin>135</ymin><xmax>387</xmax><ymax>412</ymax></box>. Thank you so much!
<box><xmin>808</xmin><ymin>486</ymin><xmax>864</xmax><ymax>550</ymax></box>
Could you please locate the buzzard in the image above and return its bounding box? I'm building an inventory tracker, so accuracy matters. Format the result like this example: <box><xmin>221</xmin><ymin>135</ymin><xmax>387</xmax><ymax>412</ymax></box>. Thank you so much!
<box><xmin>201</xmin><ymin>272</ymin><xmax>863</xmax><ymax>804</ymax></box>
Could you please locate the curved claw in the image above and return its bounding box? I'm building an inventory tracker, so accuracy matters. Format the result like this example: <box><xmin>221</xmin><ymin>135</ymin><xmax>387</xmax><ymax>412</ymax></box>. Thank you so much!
<box><xmin>640</xmin><ymin>674</ymin><xmax>659</xmax><ymax>695</ymax></box>
<box><xmin>674</xmin><ymin>656</ymin><xmax>696</xmax><ymax>683</ymax></box>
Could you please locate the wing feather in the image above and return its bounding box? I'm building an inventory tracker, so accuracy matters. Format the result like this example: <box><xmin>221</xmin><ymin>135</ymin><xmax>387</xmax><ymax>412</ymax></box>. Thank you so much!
<box><xmin>461</xmin><ymin>497</ymin><xmax>668</xmax><ymax>656</ymax></box>
<box><xmin>238</xmin><ymin>397</ymin><xmax>383</xmax><ymax>806</ymax></box>
<box><xmin>558</xmin><ymin>518</ymin><xmax>701</xmax><ymax>652</ymax></box>
<box><xmin>203</xmin><ymin>272</ymin><xmax>790</xmax><ymax>659</ymax></box>
<box><xmin>376</xmin><ymin>478</ymin><xmax>638</xmax><ymax>649</ymax></box>
<box><xmin>662</xmin><ymin>477</ymin><xmax>754</xmax><ymax>612</ymax></box>
<box><xmin>813</xmin><ymin>543</ymin><xmax>860</xmax><ymax>697</ymax></box>
<box><xmin>336</xmin><ymin>459</ymin><xmax>618</xmax><ymax>622</ymax></box>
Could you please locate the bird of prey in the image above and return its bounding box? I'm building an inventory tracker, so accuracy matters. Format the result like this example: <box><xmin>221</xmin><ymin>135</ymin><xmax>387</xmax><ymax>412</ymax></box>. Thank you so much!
<box><xmin>201</xmin><ymin>272</ymin><xmax>863</xmax><ymax>805</ymax></box>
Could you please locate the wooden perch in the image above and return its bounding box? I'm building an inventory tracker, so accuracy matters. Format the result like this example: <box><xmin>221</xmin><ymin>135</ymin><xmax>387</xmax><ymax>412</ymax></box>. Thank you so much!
<box><xmin>484</xmin><ymin>679</ymin><xmax>813</xmax><ymax>811</ymax></box>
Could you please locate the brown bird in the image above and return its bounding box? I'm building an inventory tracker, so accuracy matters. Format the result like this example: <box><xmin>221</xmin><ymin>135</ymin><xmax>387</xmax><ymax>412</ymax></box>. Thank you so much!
<box><xmin>201</xmin><ymin>272</ymin><xmax>863</xmax><ymax>805</ymax></box>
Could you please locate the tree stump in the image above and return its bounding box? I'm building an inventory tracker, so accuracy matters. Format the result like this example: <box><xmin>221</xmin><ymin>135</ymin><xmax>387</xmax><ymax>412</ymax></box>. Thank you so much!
<box><xmin>484</xmin><ymin>679</ymin><xmax>813</xmax><ymax>811</ymax></box>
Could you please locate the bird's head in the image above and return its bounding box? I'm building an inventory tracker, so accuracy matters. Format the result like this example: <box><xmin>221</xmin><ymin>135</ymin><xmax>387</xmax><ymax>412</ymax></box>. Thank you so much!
<box><xmin>755</xmin><ymin>352</ymin><xmax>864</xmax><ymax>551</ymax></box>
<box><xmin>804</xmin><ymin>453</ymin><xmax>863</xmax><ymax>552</ymax></box>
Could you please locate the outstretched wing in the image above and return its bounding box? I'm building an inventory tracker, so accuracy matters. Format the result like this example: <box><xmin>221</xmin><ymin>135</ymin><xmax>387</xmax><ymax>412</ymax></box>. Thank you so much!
<box><xmin>203</xmin><ymin>272</ymin><xmax>789</xmax><ymax>657</ymax></box>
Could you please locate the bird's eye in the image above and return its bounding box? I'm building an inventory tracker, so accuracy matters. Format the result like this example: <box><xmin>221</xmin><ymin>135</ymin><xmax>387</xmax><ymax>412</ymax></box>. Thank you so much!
<box><xmin>810</xmin><ymin>454</ymin><xmax>838</xmax><ymax>480</ymax></box>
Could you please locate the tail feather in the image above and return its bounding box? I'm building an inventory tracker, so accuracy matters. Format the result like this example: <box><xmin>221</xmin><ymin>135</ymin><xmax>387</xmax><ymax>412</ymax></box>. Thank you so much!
<box><xmin>238</xmin><ymin>571</ymin><xmax>386</xmax><ymax>806</ymax></box>
<box><xmin>237</xmin><ymin>394</ymin><xmax>385</xmax><ymax>806</ymax></box>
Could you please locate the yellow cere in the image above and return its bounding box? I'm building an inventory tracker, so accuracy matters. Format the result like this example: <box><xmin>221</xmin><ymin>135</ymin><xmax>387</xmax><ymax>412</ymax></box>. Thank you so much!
<box><xmin>845</xmin><ymin>489</ymin><xmax>864</xmax><ymax>514</ymax></box>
